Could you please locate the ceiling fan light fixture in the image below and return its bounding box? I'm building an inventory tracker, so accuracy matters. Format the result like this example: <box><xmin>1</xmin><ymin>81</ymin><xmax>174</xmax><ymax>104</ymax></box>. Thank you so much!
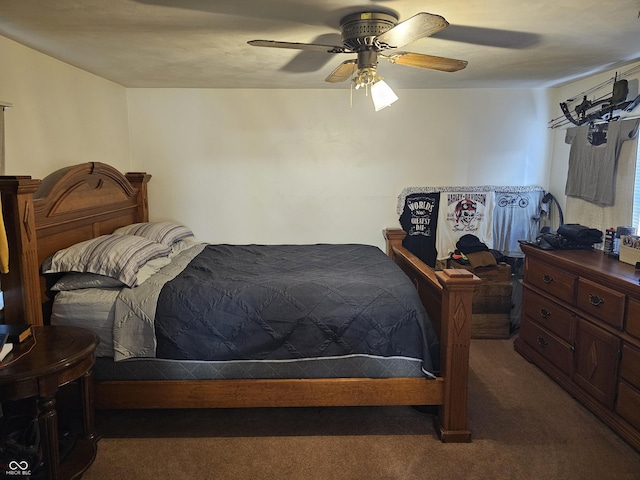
<box><xmin>371</xmin><ymin>79</ymin><xmax>398</xmax><ymax>111</ymax></box>
<box><xmin>350</xmin><ymin>67</ymin><xmax>398</xmax><ymax>111</ymax></box>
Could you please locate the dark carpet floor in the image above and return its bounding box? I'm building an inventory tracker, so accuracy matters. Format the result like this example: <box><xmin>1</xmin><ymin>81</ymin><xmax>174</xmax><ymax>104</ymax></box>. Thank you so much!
<box><xmin>83</xmin><ymin>338</ymin><xmax>640</xmax><ymax>480</ymax></box>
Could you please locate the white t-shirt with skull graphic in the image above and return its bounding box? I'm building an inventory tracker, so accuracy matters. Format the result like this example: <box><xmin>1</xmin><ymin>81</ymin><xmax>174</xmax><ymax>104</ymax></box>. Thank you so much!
<box><xmin>435</xmin><ymin>191</ymin><xmax>494</xmax><ymax>261</ymax></box>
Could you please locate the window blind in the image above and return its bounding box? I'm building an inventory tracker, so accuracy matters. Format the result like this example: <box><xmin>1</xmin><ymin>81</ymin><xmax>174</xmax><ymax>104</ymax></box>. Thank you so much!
<box><xmin>633</xmin><ymin>144</ymin><xmax>640</xmax><ymax>232</ymax></box>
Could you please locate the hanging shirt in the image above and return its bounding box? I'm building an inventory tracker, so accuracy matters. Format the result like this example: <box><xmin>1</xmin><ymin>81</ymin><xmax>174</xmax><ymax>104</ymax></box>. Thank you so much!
<box><xmin>565</xmin><ymin>119</ymin><xmax>640</xmax><ymax>207</ymax></box>
<box><xmin>399</xmin><ymin>192</ymin><xmax>440</xmax><ymax>267</ymax></box>
<box><xmin>436</xmin><ymin>191</ymin><xmax>494</xmax><ymax>261</ymax></box>
<box><xmin>493</xmin><ymin>188</ymin><xmax>544</xmax><ymax>257</ymax></box>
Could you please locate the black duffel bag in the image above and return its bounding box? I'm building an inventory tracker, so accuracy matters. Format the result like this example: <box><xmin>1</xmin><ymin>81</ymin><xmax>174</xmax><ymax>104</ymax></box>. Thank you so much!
<box><xmin>556</xmin><ymin>224</ymin><xmax>603</xmax><ymax>244</ymax></box>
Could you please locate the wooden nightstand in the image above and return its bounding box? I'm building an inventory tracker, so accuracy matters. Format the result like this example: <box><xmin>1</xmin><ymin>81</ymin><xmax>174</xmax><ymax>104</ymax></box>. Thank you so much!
<box><xmin>0</xmin><ymin>325</ymin><xmax>99</xmax><ymax>479</ymax></box>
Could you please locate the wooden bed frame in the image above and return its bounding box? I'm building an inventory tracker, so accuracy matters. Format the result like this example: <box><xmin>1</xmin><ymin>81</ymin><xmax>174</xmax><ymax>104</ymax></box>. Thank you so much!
<box><xmin>0</xmin><ymin>162</ymin><xmax>480</xmax><ymax>443</ymax></box>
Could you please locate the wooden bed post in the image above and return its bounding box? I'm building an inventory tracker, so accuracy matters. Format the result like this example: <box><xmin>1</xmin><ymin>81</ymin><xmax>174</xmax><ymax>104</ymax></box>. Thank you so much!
<box><xmin>125</xmin><ymin>172</ymin><xmax>151</xmax><ymax>223</ymax></box>
<box><xmin>383</xmin><ymin>228</ymin><xmax>405</xmax><ymax>262</ymax></box>
<box><xmin>383</xmin><ymin>227</ymin><xmax>479</xmax><ymax>442</ymax></box>
<box><xmin>0</xmin><ymin>176</ymin><xmax>43</xmax><ymax>325</ymax></box>
<box><xmin>433</xmin><ymin>268</ymin><xmax>478</xmax><ymax>442</ymax></box>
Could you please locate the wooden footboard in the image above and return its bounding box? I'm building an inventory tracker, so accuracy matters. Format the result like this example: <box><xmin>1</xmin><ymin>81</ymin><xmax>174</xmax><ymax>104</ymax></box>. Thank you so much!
<box><xmin>0</xmin><ymin>163</ymin><xmax>479</xmax><ymax>443</ymax></box>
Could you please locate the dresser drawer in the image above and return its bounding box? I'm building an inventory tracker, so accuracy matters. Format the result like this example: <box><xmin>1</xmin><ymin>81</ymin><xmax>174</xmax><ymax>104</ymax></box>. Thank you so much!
<box><xmin>522</xmin><ymin>289</ymin><xmax>575</xmax><ymax>343</ymax></box>
<box><xmin>620</xmin><ymin>343</ymin><xmax>640</xmax><ymax>388</ymax></box>
<box><xmin>520</xmin><ymin>318</ymin><xmax>573</xmax><ymax>375</ymax></box>
<box><xmin>627</xmin><ymin>299</ymin><xmax>640</xmax><ymax>340</ymax></box>
<box><xmin>577</xmin><ymin>278</ymin><xmax>625</xmax><ymax>329</ymax></box>
<box><xmin>525</xmin><ymin>260</ymin><xmax>577</xmax><ymax>304</ymax></box>
<box><xmin>616</xmin><ymin>381</ymin><xmax>640</xmax><ymax>430</ymax></box>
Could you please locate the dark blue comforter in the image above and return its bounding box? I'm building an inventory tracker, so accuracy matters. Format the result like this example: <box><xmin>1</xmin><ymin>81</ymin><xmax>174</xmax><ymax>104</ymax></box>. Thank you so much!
<box><xmin>154</xmin><ymin>244</ymin><xmax>439</xmax><ymax>373</ymax></box>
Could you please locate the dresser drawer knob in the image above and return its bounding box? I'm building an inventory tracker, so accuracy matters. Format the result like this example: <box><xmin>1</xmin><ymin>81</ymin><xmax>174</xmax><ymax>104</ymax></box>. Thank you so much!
<box><xmin>588</xmin><ymin>294</ymin><xmax>604</xmax><ymax>306</ymax></box>
<box><xmin>542</xmin><ymin>274</ymin><xmax>554</xmax><ymax>284</ymax></box>
<box><xmin>539</xmin><ymin>308</ymin><xmax>551</xmax><ymax>319</ymax></box>
<box><xmin>537</xmin><ymin>336</ymin><xmax>549</xmax><ymax>347</ymax></box>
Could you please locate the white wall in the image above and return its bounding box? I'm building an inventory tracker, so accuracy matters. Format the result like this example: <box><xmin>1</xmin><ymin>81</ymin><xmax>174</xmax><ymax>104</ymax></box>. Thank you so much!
<box><xmin>128</xmin><ymin>88</ymin><xmax>552</xmax><ymax>249</ymax></box>
<box><xmin>0</xmin><ymin>36</ymin><xmax>131</xmax><ymax>178</ymax></box>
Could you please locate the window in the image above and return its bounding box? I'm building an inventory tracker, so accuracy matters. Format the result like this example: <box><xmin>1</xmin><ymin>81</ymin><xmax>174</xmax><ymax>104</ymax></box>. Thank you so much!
<box><xmin>633</xmin><ymin>143</ymin><xmax>640</xmax><ymax>233</ymax></box>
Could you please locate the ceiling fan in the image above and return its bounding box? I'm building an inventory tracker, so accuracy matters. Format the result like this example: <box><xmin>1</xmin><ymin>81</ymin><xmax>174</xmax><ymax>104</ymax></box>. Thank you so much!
<box><xmin>248</xmin><ymin>11</ymin><xmax>468</xmax><ymax>111</ymax></box>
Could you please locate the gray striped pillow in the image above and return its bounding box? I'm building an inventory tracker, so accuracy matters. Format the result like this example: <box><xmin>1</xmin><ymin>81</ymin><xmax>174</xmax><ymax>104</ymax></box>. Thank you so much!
<box><xmin>113</xmin><ymin>222</ymin><xmax>194</xmax><ymax>247</ymax></box>
<box><xmin>43</xmin><ymin>235</ymin><xmax>171</xmax><ymax>287</ymax></box>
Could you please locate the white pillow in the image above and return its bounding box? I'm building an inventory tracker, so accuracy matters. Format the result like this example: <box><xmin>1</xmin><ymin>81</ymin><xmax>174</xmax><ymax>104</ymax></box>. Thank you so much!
<box><xmin>43</xmin><ymin>235</ymin><xmax>171</xmax><ymax>287</ymax></box>
<box><xmin>113</xmin><ymin>222</ymin><xmax>194</xmax><ymax>247</ymax></box>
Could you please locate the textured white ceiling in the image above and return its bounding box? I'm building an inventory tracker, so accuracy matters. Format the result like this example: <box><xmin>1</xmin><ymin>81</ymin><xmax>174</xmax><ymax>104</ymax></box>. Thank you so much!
<box><xmin>0</xmin><ymin>0</ymin><xmax>638</xmax><ymax>89</ymax></box>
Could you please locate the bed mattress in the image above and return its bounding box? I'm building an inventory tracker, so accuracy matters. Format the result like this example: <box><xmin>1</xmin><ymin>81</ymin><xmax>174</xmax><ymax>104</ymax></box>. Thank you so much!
<box><xmin>93</xmin><ymin>354</ymin><xmax>426</xmax><ymax>381</ymax></box>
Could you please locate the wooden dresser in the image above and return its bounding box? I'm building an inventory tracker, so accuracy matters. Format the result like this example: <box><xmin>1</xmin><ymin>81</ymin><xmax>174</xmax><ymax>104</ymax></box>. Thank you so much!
<box><xmin>515</xmin><ymin>244</ymin><xmax>640</xmax><ymax>451</ymax></box>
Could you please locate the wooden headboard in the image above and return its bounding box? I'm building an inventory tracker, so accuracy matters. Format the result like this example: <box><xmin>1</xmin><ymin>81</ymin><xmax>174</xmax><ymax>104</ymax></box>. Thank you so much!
<box><xmin>0</xmin><ymin>162</ymin><xmax>151</xmax><ymax>326</ymax></box>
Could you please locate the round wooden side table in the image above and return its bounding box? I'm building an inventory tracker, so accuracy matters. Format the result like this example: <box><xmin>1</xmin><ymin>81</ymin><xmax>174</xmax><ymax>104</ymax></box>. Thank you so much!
<box><xmin>0</xmin><ymin>325</ymin><xmax>99</xmax><ymax>480</ymax></box>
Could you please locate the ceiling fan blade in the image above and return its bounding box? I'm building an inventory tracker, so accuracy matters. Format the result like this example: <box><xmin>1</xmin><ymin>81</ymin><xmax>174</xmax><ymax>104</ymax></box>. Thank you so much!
<box><xmin>325</xmin><ymin>60</ymin><xmax>358</xmax><ymax>83</ymax></box>
<box><xmin>386</xmin><ymin>52</ymin><xmax>468</xmax><ymax>72</ymax></box>
<box><xmin>248</xmin><ymin>40</ymin><xmax>348</xmax><ymax>53</ymax></box>
<box><xmin>375</xmin><ymin>13</ymin><xmax>448</xmax><ymax>49</ymax></box>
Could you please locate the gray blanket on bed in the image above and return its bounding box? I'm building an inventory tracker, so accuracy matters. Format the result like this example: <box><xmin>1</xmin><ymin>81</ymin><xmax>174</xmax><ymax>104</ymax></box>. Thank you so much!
<box><xmin>113</xmin><ymin>242</ymin><xmax>205</xmax><ymax>361</ymax></box>
<box><xmin>113</xmin><ymin>243</ymin><xmax>439</xmax><ymax>374</ymax></box>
